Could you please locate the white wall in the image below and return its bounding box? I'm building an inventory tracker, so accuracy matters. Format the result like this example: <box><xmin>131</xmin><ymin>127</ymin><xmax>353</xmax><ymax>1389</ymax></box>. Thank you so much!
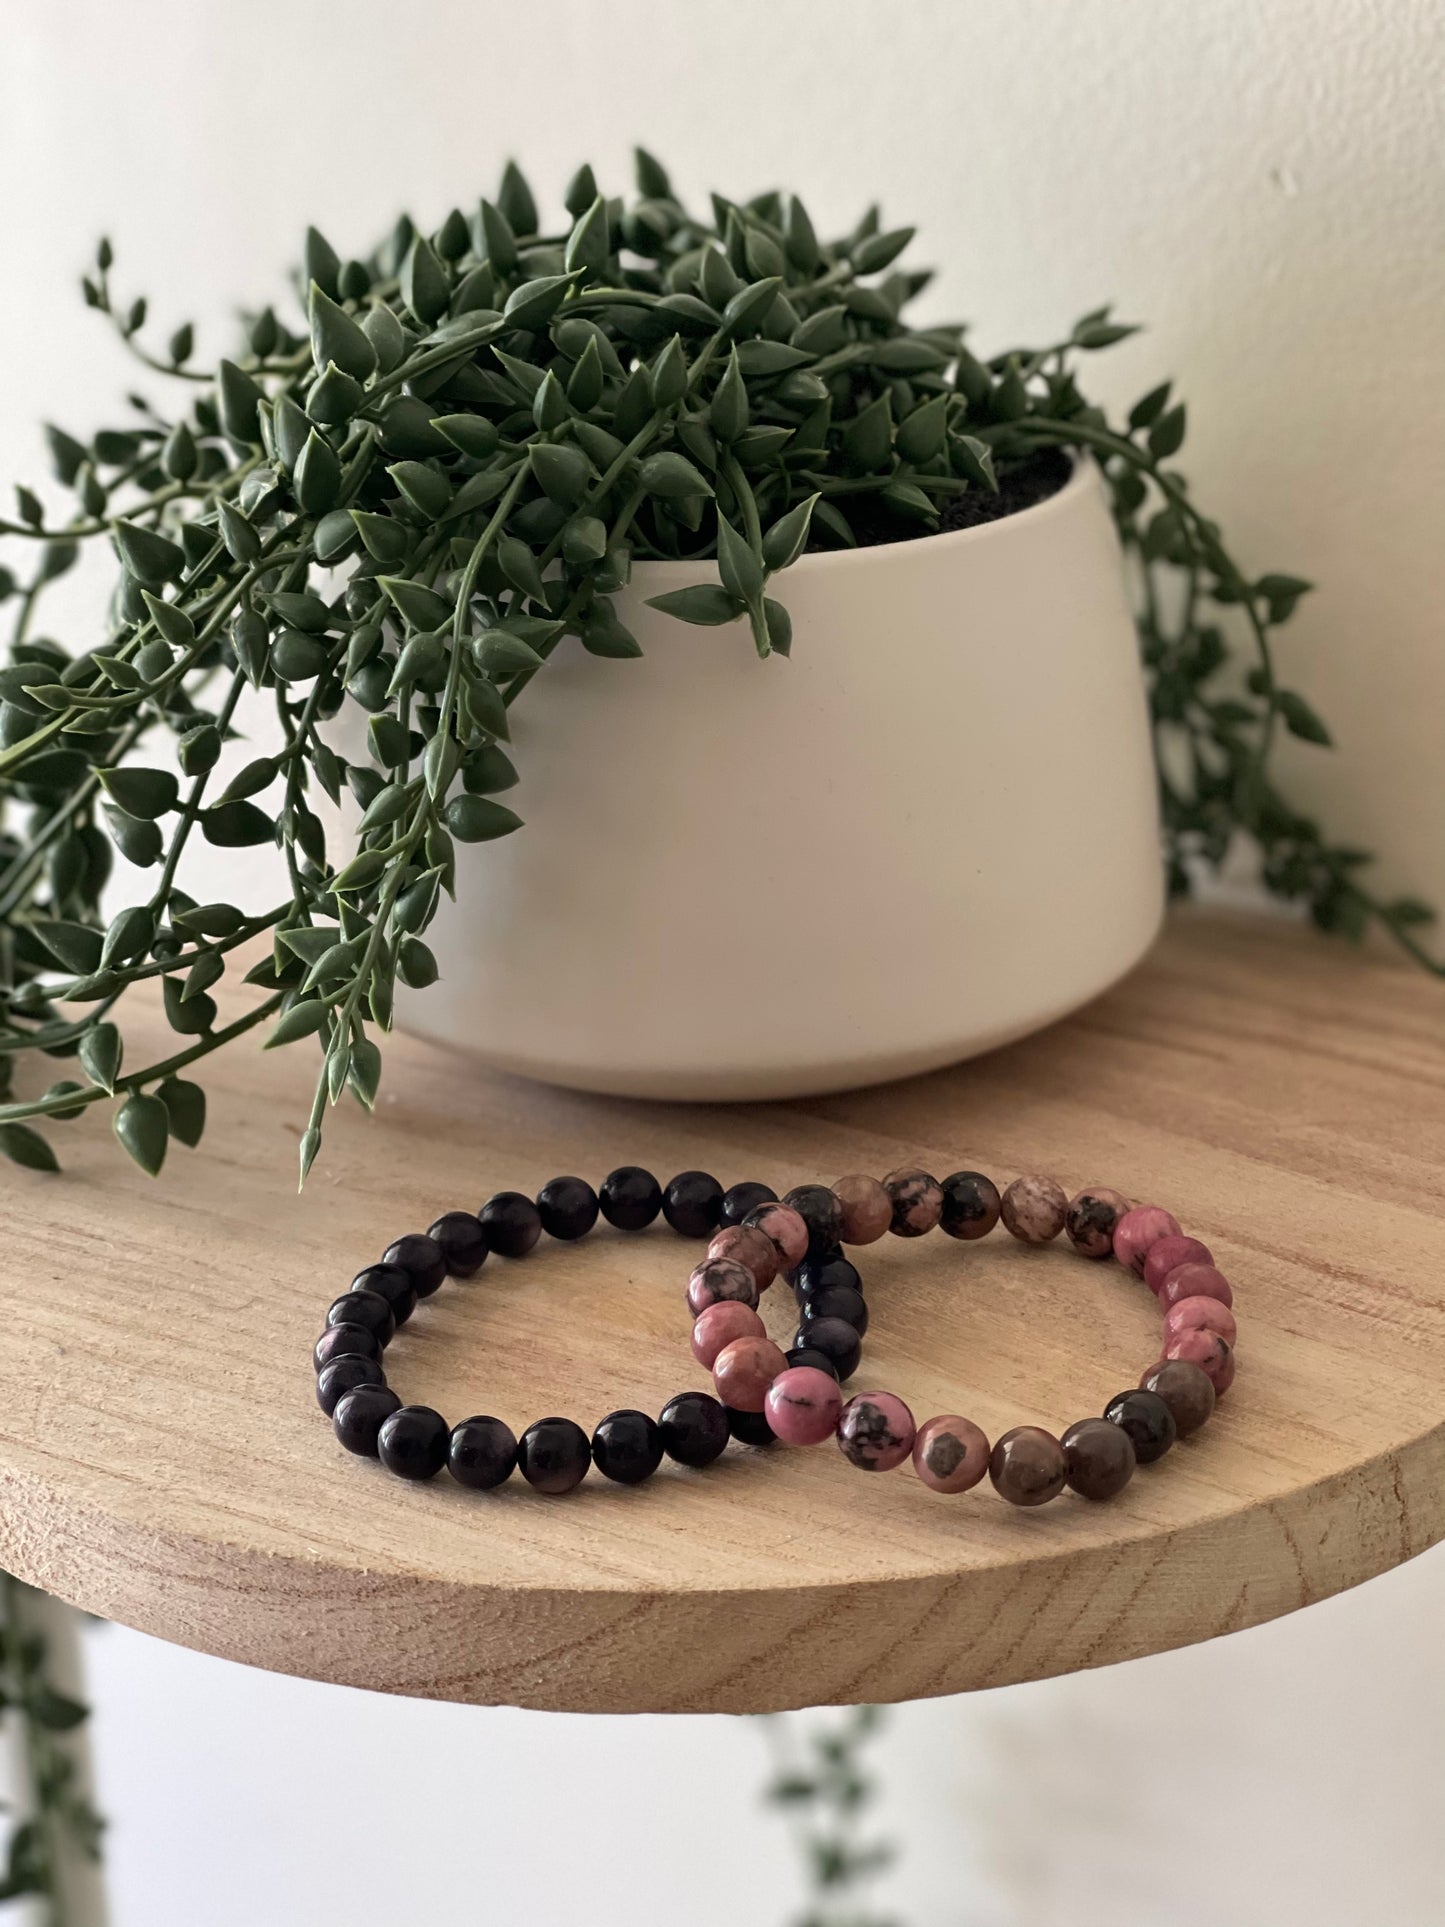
<box><xmin>3</xmin><ymin>3</ymin><xmax>1444</xmax><ymax>1924</ymax></box>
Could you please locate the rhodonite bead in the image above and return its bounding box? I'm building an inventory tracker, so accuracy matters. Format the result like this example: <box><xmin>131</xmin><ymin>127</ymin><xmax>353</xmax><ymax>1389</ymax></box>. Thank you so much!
<box><xmin>427</xmin><ymin>1210</ymin><xmax>489</xmax><ymax>1277</ymax></box>
<box><xmin>314</xmin><ymin>1322</ymin><xmax>382</xmax><ymax>1371</ymax></box>
<box><xmin>478</xmin><ymin>1190</ymin><xmax>543</xmax><ymax>1258</ymax></box>
<box><xmin>691</xmin><ymin>1300</ymin><xmax>766</xmax><ymax>1368</ymax></box>
<box><xmin>837</xmin><ymin>1392</ymin><xmax>916</xmax><ymax>1470</ymax></box>
<box><xmin>316</xmin><ymin>1355</ymin><xmax>385</xmax><ymax>1415</ymax></box>
<box><xmin>517</xmin><ymin>1416</ymin><xmax>592</xmax><ymax>1493</ymax></box>
<box><xmin>793</xmin><ymin>1315</ymin><xmax>862</xmax><ymax>1382</ymax></box>
<box><xmin>598</xmin><ymin>1165</ymin><xmax>663</xmax><ymax>1231</ymax></box>
<box><xmin>686</xmin><ymin>1257</ymin><xmax>759</xmax><ymax>1315</ymax></box>
<box><xmin>1064</xmin><ymin>1187</ymin><xmax>1131</xmax><ymax>1259</ymax></box>
<box><xmin>378</xmin><ymin>1404</ymin><xmax>449</xmax><ymax>1480</ymax></box>
<box><xmin>883</xmin><ymin>1167</ymin><xmax>943</xmax><ymax>1237</ymax></box>
<box><xmin>592</xmin><ymin>1409</ymin><xmax>664</xmax><ymax>1483</ymax></box>
<box><xmin>327</xmin><ymin>1289</ymin><xmax>396</xmax><ymax>1346</ymax></box>
<box><xmin>793</xmin><ymin>1252</ymin><xmax>861</xmax><ymax>1300</ymax></box>
<box><xmin>719</xmin><ymin>1180</ymin><xmax>778</xmax><ymax>1227</ymax></box>
<box><xmin>1157</xmin><ymin>1262</ymin><xmax>1234</xmax><ymax>1311</ymax></box>
<box><xmin>706</xmin><ymin>1224</ymin><xmax>779</xmax><ymax>1291</ymax></box>
<box><xmin>1062</xmin><ymin>1417</ymin><xmax>1136</xmax><ymax>1499</ymax></box>
<box><xmin>448</xmin><ymin>1415</ymin><xmax>518</xmax><ymax>1489</ymax></box>
<box><xmin>785</xmin><ymin>1345</ymin><xmax>840</xmax><ymax>1380</ymax></box>
<box><xmin>350</xmin><ymin>1263</ymin><xmax>416</xmax><ymax>1328</ymax></box>
<box><xmin>912</xmin><ymin>1415</ymin><xmax>990</xmax><ymax>1493</ymax></box>
<box><xmin>663</xmin><ymin>1170</ymin><xmax>724</xmax><ymax>1238</ymax></box>
<box><xmin>989</xmin><ymin>1426</ymin><xmax>1067</xmax><ymax>1506</ymax></box>
<box><xmin>1000</xmin><ymin>1175</ymin><xmax>1068</xmax><ymax>1244</ymax></box>
<box><xmin>659</xmin><ymin>1391</ymin><xmax>731</xmax><ymax>1467</ymax></box>
<box><xmin>712</xmin><ymin>1335</ymin><xmax>788</xmax><ymax>1412</ymax></box>
<box><xmin>1139</xmin><ymin>1359</ymin><xmax>1216</xmax><ymax>1436</ymax></box>
<box><xmin>725</xmin><ymin>1406</ymin><xmax>776</xmax><ymax>1446</ymax></box>
<box><xmin>332</xmin><ymin>1384</ymin><xmax>401</xmax><ymax>1456</ymax></box>
<box><xmin>536</xmin><ymin>1175</ymin><xmax>600</xmax><ymax>1241</ymax></box>
<box><xmin>831</xmin><ymin>1174</ymin><xmax>893</xmax><ymax>1245</ymax></box>
<box><xmin>381</xmin><ymin>1232</ymin><xmax>447</xmax><ymax>1297</ymax></box>
<box><xmin>743</xmin><ymin>1202</ymin><xmax>810</xmax><ymax>1271</ymax></box>
<box><xmin>782</xmin><ymin>1184</ymin><xmax>845</xmax><ymax>1257</ymax></box>
<box><xmin>1162</xmin><ymin>1329</ymin><xmax>1235</xmax><ymax>1393</ymax></box>
<box><xmin>798</xmin><ymin>1283</ymin><xmax>868</xmax><ymax>1335</ymax></box>
<box><xmin>1104</xmin><ymin>1388</ymin><xmax>1176</xmax><ymax>1462</ymax></box>
<box><xmin>1163</xmin><ymin>1294</ymin><xmax>1238</xmax><ymax>1345</ymax></box>
<box><xmin>766</xmin><ymin>1366</ymin><xmax>844</xmax><ymax>1446</ymax></box>
<box><xmin>939</xmin><ymin>1171</ymin><xmax>1002</xmax><ymax>1241</ymax></box>
<box><xmin>1112</xmin><ymin>1205</ymin><xmax>1183</xmax><ymax>1275</ymax></box>
<box><xmin>1143</xmin><ymin>1234</ymin><xmax>1213</xmax><ymax>1295</ymax></box>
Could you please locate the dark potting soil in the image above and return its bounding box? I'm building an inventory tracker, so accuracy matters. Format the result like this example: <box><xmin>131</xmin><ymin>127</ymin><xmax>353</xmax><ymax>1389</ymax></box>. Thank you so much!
<box><xmin>818</xmin><ymin>446</ymin><xmax>1073</xmax><ymax>551</ymax></box>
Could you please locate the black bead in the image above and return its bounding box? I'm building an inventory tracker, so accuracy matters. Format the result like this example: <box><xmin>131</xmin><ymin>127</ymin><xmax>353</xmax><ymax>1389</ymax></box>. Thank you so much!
<box><xmin>536</xmin><ymin>1174</ymin><xmax>600</xmax><ymax>1241</ymax></box>
<box><xmin>662</xmin><ymin>1170</ymin><xmax>724</xmax><ymax>1238</ymax></box>
<box><xmin>718</xmin><ymin>1181</ymin><xmax>777</xmax><ymax>1228</ymax></box>
<box><xmin>592</xmin><ymin>1409</ymin><xmax>665</xmax><ymax>1484</ymax></box>
<box><xmin>658</xmin><ymin>1391</ymin><xmax>731</xmax><ymax>1467</ymax></box>
<box><xmin>428</xmin><ymin>1211</ymin><xmax>490</xmax><ymax>1277</ymax></box>
<box><xmin>313</xmin><ymin>1322</ymin><xmax>382</xmax><ymax>1372</ymax></box>
<box><xmin>1103</xmin><ymin>1388</ymin><xmax>1178</xmax><ymax>1464</ymax></box>
<box><xmin>478</xmin><ymin>1190</ymin><xmax>543</xmax><ymax>1258</ymax></box>
<box><xmin>381</xmin><ymin>1232</ymin><xmax>447</xmax><ymax>1298</ymax></box>
<box><xmin>798</xmin><ymin>1284</ymin><xmax>869</xmax><ymax>1336</ymax></box>
<box><xmin>725</xmin><ymin>1406</ymin><xmax>776</xmax><ymax>1447</ymax></box>
<box><xmin>332</xmin><ymin>1384</ymin><xmax>401</xmax><ymax>1456</ymax></box>
<box><xmin>517</xmin><ymin>1416</ymin><xmax>591</xmax><ymax>1493</ymax></box>
<box><xmin>785</xmin><ymin>1345</ymin><xmax>840</xmax><ymax>1381</ymax></box>
<box><xmin>351</xmin><ymin>1262</ymin><xmax>417</xmax><ymax>1328</ymax></box>
<box><xmin>793</xmin><ymin>1253</ymin><xmax>863</xmax><ymax>1300</ymax></box>
<box><xmin>448</xmin><ymin>1415</ymin><xmax>518</xmax><ymax>1490</ymax></box>
<box><xmin>795</xmin><ymin>1315</ymin><xmax>862</xmax><ymax>1381</ymax></box>
<box><xmin>378</xmin><ymin>1404</ymin><xmax>450</xmax><ymax>1480</ymax></box>
<box><xmin>316</xmin><ymin>1355</ymin><xmax>385</xmax><ymax>1415</ymax></box>
<box><xmin>326</xmin><ymin>1289</ymin><xmax>396</xmax><ymax>1346</ymax></box>
<box><xmin>939</xmin><ymin>1170</ymin><xmax>1002</xmax><ymax>1241</ymax></box>
<box><xmin>598</xmin><ymin>1165</ymin><xmax>663</xmax><ymax>1231</ymax></box>
<box><xmin>782</xmin><ymin>1183</ymin><xmax>845</xmax><ymax>1256</ymax></box>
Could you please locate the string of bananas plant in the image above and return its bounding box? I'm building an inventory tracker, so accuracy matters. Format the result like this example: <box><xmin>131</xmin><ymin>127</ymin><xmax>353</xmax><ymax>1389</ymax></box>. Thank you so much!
<box><xmin>1</xmin><ymin>148</ymin><xmax>1437</xmax><ymax>1185</ymax></box>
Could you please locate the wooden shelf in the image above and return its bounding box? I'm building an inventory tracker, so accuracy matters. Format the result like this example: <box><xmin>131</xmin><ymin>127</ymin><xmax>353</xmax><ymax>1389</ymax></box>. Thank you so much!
<box><xmin>2</xmin><ymin>910</ymin><xmax>1443</xmax><ymax>1713</ymax></box>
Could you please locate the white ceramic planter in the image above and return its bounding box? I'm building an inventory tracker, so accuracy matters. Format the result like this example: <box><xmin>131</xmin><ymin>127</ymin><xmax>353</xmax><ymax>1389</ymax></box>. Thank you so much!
<box><xmin>395</xmin><ymin>456</ymin><xmax>1163</xmax><ymax>1099</ymax></box>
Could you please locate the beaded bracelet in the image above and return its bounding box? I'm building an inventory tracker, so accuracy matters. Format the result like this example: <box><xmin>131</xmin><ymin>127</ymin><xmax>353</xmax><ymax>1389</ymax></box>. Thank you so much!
<box><xmin>684</xmin><ymin>1169</ymin><xmax>1236</xmax><ymax>1506</ymax></box>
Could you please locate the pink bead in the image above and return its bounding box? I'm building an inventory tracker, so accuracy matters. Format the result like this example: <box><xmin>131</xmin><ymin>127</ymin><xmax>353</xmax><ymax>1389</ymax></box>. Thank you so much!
<box><xmin>765</xmin><ymin>1367</ymin><xmax>844</xmax><ymax>1445</ymax></box>
<box><xmin>837</xmin><ymin>1392</ymin><xmax>916</xmax><ymax>1471</ymax></box>
<box><xmin>686</xmin><ymin>1257</ymin><xmax>759</xmax><ymax>1316</ymax></box>
<box><xmin>1064</xmin><ymin>1187</ymin><xmax>1132</xmax><ymax>1259</ymax></box>
<box><xmin>691</xmin><ymin>1300</ymin><xmax>766</xmax><ymax>1369</ymax></box>
<box><xmin>831</xmin><ymin>1174</ymin><xmax>893</xmax><ymax>1245</ymax></box>
<box><xmin>1163</xmin><ymin>1294</ymin><xmax>1237</xmax><ymax>1346</ymax></box>
<box><xmin>1143</xmin><ymin>1234</ymin><xmax>1214</xmax><ymax>1295</ymax></box>
<box><xmin>712</xmin><ymin>1335</ymin><xmax>788</xmax><ymax>1412</ymax></box>
<box><xmin>706</xmin><ymin>1224</ymin><xmax>779</xmax><ymax>1291</ymax></box>
<box><xmin>1157</xmin><ymin>1262</ymin><xmax>1234</xmax><ymax>1311</ymax></box>
<box><xmin>912</xmin><ymin>1415</ymin><xmax>991</xmax><ymax>1493</ymax></box>
<box><xmin>1162</xmin><ymin>1328</ymin><xmax>1235</xmax><ymax>1392</ymax></box>
<box><xmin>1112</xmin><ymin>1205</ymin><xmax>1183</xmax><ymax>1276</ymax></box>
<box><xmin>743</xmin><ymin>1202</ymin><xmax>810</xmax><ymax>1271</ymax></box>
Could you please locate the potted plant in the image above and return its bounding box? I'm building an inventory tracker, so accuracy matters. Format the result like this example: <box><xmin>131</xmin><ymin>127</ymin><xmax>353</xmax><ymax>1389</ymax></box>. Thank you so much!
<box><xmin>0</xmin><ymin>151</ymin><xmax>1435</xmax><ymax>1177</ymax></box>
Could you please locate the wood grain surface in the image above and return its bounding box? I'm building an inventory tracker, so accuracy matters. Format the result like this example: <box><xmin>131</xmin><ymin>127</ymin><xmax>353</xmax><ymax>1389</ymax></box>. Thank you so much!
<box><xmin>1</xmin><ymin>910</ymin><xmax>1443</xmax><ymax>1713</ymax></box>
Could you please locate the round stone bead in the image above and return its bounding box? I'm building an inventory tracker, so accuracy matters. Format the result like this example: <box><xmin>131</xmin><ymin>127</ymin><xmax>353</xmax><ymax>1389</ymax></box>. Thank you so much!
<box><xmin>599</xmin><ymin>1165</ymin><xmax>663</xmax><ymax>1231</ymax></box>
<box><xmin>378</xmin><ymin>1404</ymin><xmax>449</xmax><ymax>1480</ymax></box>
<box><xmin>314</xmin><ymin>1322</ymin><xmax>381</xmax><ymax>1371</ymax></box>
<box><xmin>912</xmin><ymin>1414</ymin><xmax>990</xmax><ymax>1493</ymax></box>
<box><xmin>1112</xmin><ymin>1205</ymin><xmax>1183</xmax><ymax>1276</ymax></box>
<box><xmin>1062</xmin><ymin>1417</ymin><xmax>1136</xmax><ymax>1499</ymax></box>
<box><xmin>766</xmin><ymin>1367</ymin><xmax>844</xmax><ymax>1446</ymax></box>
<box><xmin>535</xmin><ymin>1175</ymin><xmax>600</xmax><ymax>1241</ymax></box>
<box><xmin>332</xmin><ymin>1384</ymin><xmax>401</xmax><ymax>1456</ymax></box>
<box><xmin>785</xmin><ymin>1345</ymin><xmax>840</xmax><ymax>1381</ymax></box>
<box><xmin>1000</xmin><ymin>1175</ymin><xmax>1068</xmax><ymax>1244</ymax></box>
<box><xmin>517</xmin><ymin>1416</ymin><xmax>591</xmax><ymax>1493</ymax></box>
<box><xmin>427</xmin><ymin>1210</ymin><xmax>489</xmax><ymax>1277</ymax></box>
<box><xmin>1163</xmin><ymin>1294</ymin><xmax>1237</xmax><ymax>1345</ymax></box>
<box><xmin>793</xmin><ymin>1315</ymin><xmax>862</xmax><ymax>1382</ymax></box>
<box><xmin>658</xmin><ymin>1391</ymin><xmax>730</xmax><ymax>1467</ymax></box>
<box><xmin>712</xmin><ymin>1335</ymin><xmax>788</xmax><ymax>1412</ymax></box>
<box><xmin>793</xmin><ymin>1253</ymin><xmax>862</xmax><ymax>1300</ymax></box>
<box><xmin>1162</xmin><ymin>1329</ymin><xmax>1235</xmax><ymax>1393</ymax></box>
<box><xmin>663</xmin><ymin>1170</ymin><xmax>724</xmax><ymax>1238</ymax></box>
<box><xmin>350</xmin><ymin>1263</ymin><xmax>416</xmax><ymax>1328</ymax></box>
<box><xmin>448</xmin><ymin>1415</ymin><xmax>518</xmax><ymax>1489</ymax></box>
<box><xmin>1064</xmin><ymin>1187</ymin><xmax>1131</xmax><ymax>1260</ymax></box>
<box><xmin>1143</xmin><ymin>1234</ymin><xmax>1213</xmax><ymax>1295</ymax></box>
<box><xmin>592</xmin><ymin>1409</ymin><xmax>664</xmax><ymax>1484</ymax></box>
<box><xmin>725</xmin><ymin>1406</ymin><xmax>776</xmax><ymax>1446</ymax></box>
<box><xmin>742</xmin><ymin>1202</ymin><xmax>810</xmax><ymax>1271</ymax></box>
<box><xmin>327</xmin><ymin>1289</ymin><xmax>395</xmax><ymax>1346</ymax></box>
<box><xmin>316</xmin><ymin>1354</ymin><xmax>385</xmax><ymax>1415</ymax></box>
<box><xmin>706</xmin><ymin>1224</ymin><xmax>779</xmax><ymax>1291</ymax></box>
<box><xmin>939</xmin><ymin>1171</ymin><xmax>1002</xmax><ymax>1241</ymax></box>
<box><xmin>686</xmin><ymin>1257</ymin><xmax>760</xmax><ymax>1316</ymax></box>
<box><xmin>381</xmin><ymin>1232</ymin><xmax>447</xmax><ymax>1297</ymax></box>
<box><xmin>1157</xmin><ymin>1262</ymin><xmax>1234</xmax><ymax>1311</ymax></box>
<box><xmin>1139</xmin><ymin>1359</ymin><xmax>1216</xmax><ymax>1437</ymax></box>
<box><xmin>831</xmin><ymin>1174</ymin><xmax>893</xmax><ymax>1245</ymax></box>
<box><xmin>691</xmin><ymin>1299</ymin><xmax>766</xmax><ymax>1369</ymax></box>
<box><xmin>883</xmin><ymin>1167</ymin><xmax>943</xmax><ymax>1238</ymax></box>
<box><xmin>798</xmin><ymin>1283</ymin><xmax>868</xmax><ymax>1335</ymax></box>
<box><xmin>478</xmin><ymin>1190</ymin><xmax>543</xmax><ymax>1259</ymax></box>
<box><xmin>1104</xmin><ymin>1388</ymin><xmax>1177</xmax><ymax>1463</ymax></box>
<box><xmin>782</xmin><ymin>1184</ymin><xmax>845</xmax><ymax>1258</ymax></box>
<box><xmin>719</xmin><ymin>1181</ymin><xmax>778</xmax><ymax>1227</ymax></box>
<box><xmin>989</xmin><ymin>1426</ymin><xmax>1067</xmax><ymax>1506</ymax></box>
<box><xmin>838</xmin><ymin>1393</ymin><xmax>916</xmax><ymax>1470</ymax></box>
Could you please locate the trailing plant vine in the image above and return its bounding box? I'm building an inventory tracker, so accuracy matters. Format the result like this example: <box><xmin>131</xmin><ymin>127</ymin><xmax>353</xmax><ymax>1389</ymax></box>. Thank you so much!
<box><xmin>1</xmin><ymin>148</ymin><xmax>1438</xmax><ymax>1183</ymax></box>
<box><xmin>766</xmin><ymin>1705</ymin><xmax>899</xmax><ymax>1927</ymax></box>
